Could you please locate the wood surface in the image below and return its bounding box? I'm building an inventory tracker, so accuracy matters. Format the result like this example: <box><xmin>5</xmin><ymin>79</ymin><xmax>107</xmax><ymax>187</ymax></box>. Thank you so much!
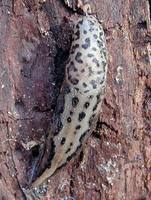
<box><xmin>0</xmin><ymin>0</ymin><xmax>151</xmax><ymax>199</ymax></box>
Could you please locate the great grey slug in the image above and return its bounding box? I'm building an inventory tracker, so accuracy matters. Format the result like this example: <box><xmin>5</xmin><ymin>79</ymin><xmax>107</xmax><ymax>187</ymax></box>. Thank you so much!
<box><xmin>25</xmin><ymin>11</ymin><xmax>108</xmax><ymax>200</ymax></box>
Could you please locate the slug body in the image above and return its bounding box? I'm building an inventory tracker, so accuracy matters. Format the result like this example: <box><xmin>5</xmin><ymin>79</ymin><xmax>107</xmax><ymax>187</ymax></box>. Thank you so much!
<box><xmin>26</xmin><ymin>14</ymin><xmax>108</xmax><ymax>199</ymax></box>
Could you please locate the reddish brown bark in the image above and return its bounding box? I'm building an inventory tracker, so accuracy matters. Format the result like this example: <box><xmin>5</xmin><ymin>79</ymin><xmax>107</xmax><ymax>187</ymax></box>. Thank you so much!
<box><xmin>0</xmin><ymin>0</ymin><xmax>151</xmax><ymax>200</ymax></box>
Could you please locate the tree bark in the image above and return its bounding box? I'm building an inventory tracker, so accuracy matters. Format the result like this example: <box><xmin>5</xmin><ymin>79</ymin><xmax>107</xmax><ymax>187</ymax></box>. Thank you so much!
<box><xmin>0</xmin><ymin>0</ymin><xmax>151</xmax><ymax>199</ymax></box>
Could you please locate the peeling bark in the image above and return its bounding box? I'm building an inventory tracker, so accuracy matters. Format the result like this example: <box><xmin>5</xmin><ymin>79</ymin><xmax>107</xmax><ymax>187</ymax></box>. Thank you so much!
<box><xmin>0</xmin><ymin>0</ymin><xmax>151</xmax><ymax>200</ymax></box>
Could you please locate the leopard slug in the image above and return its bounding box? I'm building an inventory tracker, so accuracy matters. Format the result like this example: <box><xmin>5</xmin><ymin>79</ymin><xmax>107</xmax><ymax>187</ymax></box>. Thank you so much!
<box><xmin>25</xmin><ymin>13</ymin><xmax>108</xmax><ymax>199</ymax></box>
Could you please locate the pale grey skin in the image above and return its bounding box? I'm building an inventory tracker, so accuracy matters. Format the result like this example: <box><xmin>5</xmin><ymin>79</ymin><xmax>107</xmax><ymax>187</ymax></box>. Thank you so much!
<box><xmin>25</xmin><ymin>14</ymin><xmax>108</xmax><ymax>199</ymax></box>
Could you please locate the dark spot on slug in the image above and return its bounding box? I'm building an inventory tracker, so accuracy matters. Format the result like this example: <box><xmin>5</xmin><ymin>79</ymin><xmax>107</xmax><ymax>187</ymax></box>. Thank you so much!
<box><xmin>97</xmin><ymin>70</ymin><xmax>103</xmax><ymax>74</ymax></box>
<box><xmin>84</xmin><ymin>90</ymin><xmax>90</xmax><ymax>93</ymax></box>
<box><xmin>70</xmin><ymin>78</ymin><xmax>79</xmax><ymax>85</ymax></box>
<box><xmin>72</xmin><ymin>97</ymin><xmax>79</xmax><ymax>107</ymax></box>
<box><xmin>102</xmin><ymin>60</ymin><xmax>107</xmax><ymax>68</ymax></box>
<box><xmin>92</xmin><ymin>47</ymin><xmax>97</xmax><ymax>51</ymax></box>
<box><xmin>88</xmin><ymin>20</ymin><xmax>95</xmax><ymax>26</ymax></box>
<box><xmin>93</xmin><ymin>103</ymin><xmax>98</xmax><ymax>111</ymax></box>
<box><xmin>89</xmin><ymin>95</ymin><xmax>94</xmax><ymax>99</ymax></box>
<box><xmin>84</xmin><ymin>102</ymin><xmax>90</xmax><ymax>108</ymax></box>
<box><xmin>66</xmin><ymin>152</ymin><xmax>76</xmax><ymax>162</ymax></box>
<box><xmin>70</xmin><ymin>142</ymin><xmax>73</xmax><ymax>146</ymax></box>
<box><xmin>71</xmin><ymin>44</ymin><xmax>79</xmax><ymax>54</ymax></box>
<box><xmin>82</xmin><ymin>38</ymin><xmax>90</xmax><ymax>49</ymax></box>
<box><xmin>81</xmin><ymin>68</ymin><xmax>85</xmax><ymax>73</ymax></box>
<box><xmin>100</xmin><ymin>77</ymin><xmax>105</xmax><ymax>85</ymax></box>
<box><xmin>90</xmin><ymin>80</ymin><xmax>97</xmax><ymax>89</ymax></box>
<box><xmin>89</xmin><ymin>27</ymin><xmax>95</xmax><ymax>32</ymax></box>
<box><xmin>66</xmin><ymin>144</ymin><xmax>82</xmax><ymax>162</ymax></box>
<box><xmin>102</xmin><ymin>51</ymin><xmax>107</xmax><ymax>59</ymax></box>
<box><xmin>70</xmin><ymin>111</ymin><xmax>73</xmax><ymax>115</ymax></box>
<box><xmin>74</xmin><ymin>30</ymin><xmax>80</xmax><ymax>40</ymax></box>
<box><xmin>87</xmin><ymin>54</ymin><xmax>94</xmax><ymax>58</ymax></box>
<box><xmin>88</xmin><ymin>67</ymin><xmax>93</xmax><ymax>76</ymax></box>
<box><xmin>67</xmin><ymin>117</ymin><xmax>72</xmax><ymax>123</ymax></box>
<box><xmin>78</xmin><ymin>19</ymin><xmax>83</xmax><ymax>25</ymax></box>
<box><xmin>97</xmin><ymin>40</ymin><xmax>103</xmax><ymax>48</ymax></box>
<box><xmin>92</xmin><ymin>58</ymin><xmax>99</xmax><ymax>67</ymax></box>
<box><xmin>75</xmin><ymin>87</ymin><xmax>79</xmax><ymax>92</ymax></box>
<box><xmin>65</xmin><ymin>148</ymin><xmax>71</xmax><ymax>154</ymax></box>
<box><xmin>79</xmin><ymin>130</ymin><xmax>89</xmax><ymax>143</ymax></box>
<box><xmin>61</xmin><ymin>144</ymin><xmax>84</xmax><ymax>168</ymax></box>
<box><xmin>75</xmin><ymin>52</ymin><xmax>83</xmax><ymax>64</ymax></box>
<box><xmin>66</xmin><ymin>155</ymin><xmax>73</xmax><ymax>162</ymax></box>
<box><xmin>61</xmin><ymin>137</ymin><xmax>66</xmax><ymax>145</ymax></box>
<box><xmin>93</xmin><ymin>34</ymin><xmax>98</xmax><ymax>39</ymax></box>
<box><xmin>76</xmin><ymin>72</ymin><xmax>80</xmax><ymax>77</ymax></box>
<box><xmin>63</xmin><ymin>83</ymin><xmax>71</xmax><ymax>94</ymax></box>
<box><xmin>76</xmin><ymin>125</ymin><xmax>81</xmax><ymax>130</ymax></box>
<box><xmin>96</xmin><ymin>93</ymin><xmax>101</xmax><ymax>102</ymax></box>
<box><xmin>83</xmin><ymin>30</ymin><xmax>87</xmax><ymax>34</ymax></box>
<box><xmin>83</xmin><ymin>82</ymin><xmax>87</xmax><ymax>88</ymax></box>
<box><xmin>99</xmin><ymin>31</ymin><xmax>103</xmax><ymax>39</ymax></box>
<box><xmin>78</xmin><ymin>112</ymin><xmax>86</xmax><ymax>121</ymax></box>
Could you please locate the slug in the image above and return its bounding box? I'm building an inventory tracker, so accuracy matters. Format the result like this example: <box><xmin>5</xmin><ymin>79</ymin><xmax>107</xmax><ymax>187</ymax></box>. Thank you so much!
<box><xmin>25</xmin><ymin>12</ymin><xmax>108</xmax><ymax>200</ymax></box>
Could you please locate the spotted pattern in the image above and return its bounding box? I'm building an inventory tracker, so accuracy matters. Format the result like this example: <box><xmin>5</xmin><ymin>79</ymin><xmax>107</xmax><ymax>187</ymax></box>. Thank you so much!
<box><xmin>72</xmin><ymin>97</ymin><xmax>79</xmax><ymax>107</ymax></box>
<box><xmin>83</xmin><ymin>82</ymin><xmax>87</xmax><ymax>88</ymax></box>
<box><xmin>74</xmin><ymin>30</ymin><xmax>80</xmax><ymax>40</ymax></box>
<box><xmin>27</xmin><ymin>14</ymin><xmax>108</xmax><ymax>195</ymax></box>
<box><xmin>79</xmin><ymin>130</ymin><xmax>89</xmax><ymax>143</ymax></box>
<box><xmin>61</xmin><ymin>137</ymin><xmax>66</xmax><ymax>145</ymax></box>
<box><xmin>76</xmin><ymin>125</ymin><xmax>81</xmax><ymax>130</ymax></box>
<box><xmin>84</xmin><ymin>102</ymin><xmax>90</xmax><ymax>108</ymax></box>
<box><xmin>71</xmin><ymin>44</ymin><xmax>79</xmax><ymax>54</ymax></box>
<box><xmin>66</xmin><ymin>15</ymin><xmax>107</xmax><ymax>94</ymax></box>
<box><xmin>92</xmin><ymin>58</ymin><xmax>99</xmax><ymax>67</ymax></box>
<box><xmin>82</xmin><ymin>38</ymin><xmax>90</xmax><ymax>49</ymax></box>
<box><xmin>78</xmin><ymin>112</ymin><xmax>86</xmax><ymax>121</ymax></box>
<box><xmin>90</xmin><ymin>80</ymin><xmax>97</xmax><ymax>89</ymax></box>
<box><xmin>75</xmin><ymin>52</ymin><xmax>83</xmax><ymax>63</ymax></box>
<box><xmin>67</xmin><ymin>117</ymin><xmax>72</xmax><ymax>123</ymax></box>
<box><xmin>65</xmin><ymin>148</ymin><xmax>71</xmax><ymax>154</ymax></box>
<box><xmin>70</xmin><ymin>78</ymin><xmax>79</xmax><ymax>85</ymax></box>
